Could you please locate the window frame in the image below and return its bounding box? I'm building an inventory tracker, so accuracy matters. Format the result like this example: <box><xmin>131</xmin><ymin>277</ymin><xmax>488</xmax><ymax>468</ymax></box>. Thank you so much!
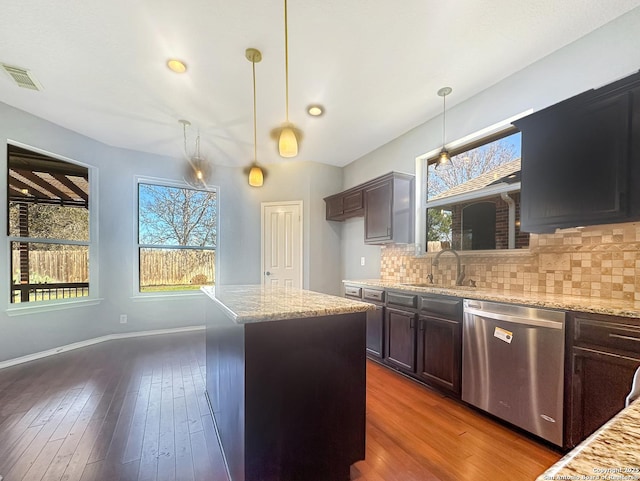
<box><xmin>5</xmin><ymin>140</ymin><xmax>100</xmax><ymax>314</ymax></box>
<box><xmin>133</xmin><ymin>176</ymin><xmax>218</xmax><ymax>299</ymax></box>
<box><xmin>415</xmin><ymin>111</ymin><xmax>532</xmax><ymax>254</ymax></box>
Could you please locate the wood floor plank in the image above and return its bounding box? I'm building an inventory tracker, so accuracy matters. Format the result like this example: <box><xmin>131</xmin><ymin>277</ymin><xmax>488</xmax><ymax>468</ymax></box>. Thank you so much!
<box><xmin>137</xmin><ymin>382</ymin><xmax>161</xmax><ymax>481</ymax></box>
<box><xmin>173</xmin><ymin>394</ymin><xmax>195</xmax><ymax>481</ymax></box>
<box><xmin>156</xmin><ymin>383</ymin><xmax>175</xmax><ymax>481</ymax></box>
<box><xmin>21</xmin><ymin>438</ymin><xmax>64</xmax><ymax>481</ymax></box>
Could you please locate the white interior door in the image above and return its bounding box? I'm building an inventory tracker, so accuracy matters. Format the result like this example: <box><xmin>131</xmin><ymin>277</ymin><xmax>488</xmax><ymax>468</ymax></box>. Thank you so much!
<box><xmin>261</xmin><ymin>201</ymin><xmax>303</xmax><ymax>287</ymax></box>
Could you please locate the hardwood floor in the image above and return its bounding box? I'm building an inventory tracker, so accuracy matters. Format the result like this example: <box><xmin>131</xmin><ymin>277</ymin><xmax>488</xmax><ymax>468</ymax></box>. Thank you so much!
<box><xmin>351</xmin><ymin>361</ymin><xmax>561</xmax><ymax>481</ymax></box>
<box><xmin>0</xmin><ymin>332</ymin><xmax>226</xmax><ymax>481</ymax></box>
<box><xmin>0</xmin><ymin>331</ymin><xmax>560</xmax><ymax>481</ymax></box>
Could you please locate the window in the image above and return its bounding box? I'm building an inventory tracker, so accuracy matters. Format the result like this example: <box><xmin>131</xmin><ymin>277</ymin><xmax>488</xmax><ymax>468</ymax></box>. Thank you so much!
<box><xmin>8</xmin><ymin>145</ymin><xmax>90</xmax><ymax>303</ymax></box>
<box><xmin>425</xmin><ymin>130</ymin><xmax>529</xmax><ymax>251</ymax></box>
<box><xmin>138</xmin><ymin>182</ymin><xmax>217</xmax><ymax>293</ymax></box>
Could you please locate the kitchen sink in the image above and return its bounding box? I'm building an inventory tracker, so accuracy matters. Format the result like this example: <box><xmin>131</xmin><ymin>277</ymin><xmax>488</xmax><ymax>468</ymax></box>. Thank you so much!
<box><xmin>400</xmin><ymin>283</ymin><xmax>477</xmax><ymax>291</ymax></box>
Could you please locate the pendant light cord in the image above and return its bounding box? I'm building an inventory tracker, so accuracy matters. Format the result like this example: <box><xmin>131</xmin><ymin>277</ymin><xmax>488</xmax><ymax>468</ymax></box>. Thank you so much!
<box><xmin>284</xmin><ymin>0</ymin><xmax>290</xmax><ymax>123</ymax></box>
<box><xmin>183</xmin><ymin>122</ymin><xmax>188</xmax><ymax>156</ymax></box>
<box><xmin>442</xmin><ymin>93</ymin><xmax>446</xmax><ymax>148</ymax></box>
<box><xmin>252</xmin><ymin>58</ymin><xmax>258</xmax><ymax>162</ymax></box>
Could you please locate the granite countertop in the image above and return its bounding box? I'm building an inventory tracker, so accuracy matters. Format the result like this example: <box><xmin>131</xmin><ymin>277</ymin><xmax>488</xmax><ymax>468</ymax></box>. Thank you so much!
<box><xmin>536</xmin><ymin>400</ymin><xmax>640</xmax><ymax>480</ymax></box>
<box><xmin>202</xmin><ymin>285</ymin><xmax>375</xmax><ymax>324</ymax></box>
<box><xmin>343</xmin><ymin>279</ymin><xmax>640</xmax><ymax>318</ymax></box>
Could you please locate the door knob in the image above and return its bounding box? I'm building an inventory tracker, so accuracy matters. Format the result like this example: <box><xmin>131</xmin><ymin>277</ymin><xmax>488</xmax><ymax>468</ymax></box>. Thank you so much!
<box><xmin>265</xmin><ymin>271</ymin><xmax>271</xmax><ymax>276</ymax></box>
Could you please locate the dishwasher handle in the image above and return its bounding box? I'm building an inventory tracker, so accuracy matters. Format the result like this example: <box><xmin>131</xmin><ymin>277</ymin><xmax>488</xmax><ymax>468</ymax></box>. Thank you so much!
<box><xmin>464</xmin><ymin>306</ymin><xmax>564</xmax><ymax>330</ymax></box>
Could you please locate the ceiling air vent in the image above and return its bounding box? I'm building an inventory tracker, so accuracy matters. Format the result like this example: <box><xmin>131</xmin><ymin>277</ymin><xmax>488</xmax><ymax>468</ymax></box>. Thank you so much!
<box><xmin>1</xmin><ymin>63</ymin><xmax>42</xmax><ymax>91</ymax></box>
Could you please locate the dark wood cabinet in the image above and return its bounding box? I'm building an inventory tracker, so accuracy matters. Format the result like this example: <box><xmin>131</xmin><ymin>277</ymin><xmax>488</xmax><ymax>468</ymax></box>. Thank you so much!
<box><xmin>385</xmin><ymin>307</ymin><xmax>417</xmax><ymax>374</ymax></box>
<box><xmin>417</xmin><ymin>316</ymin><xmax>461</xmax><ymax>395</ymax></box>
<box><xmin>325</xmin><ymin>189</ymin><xmax>364</xmax><ymax>221</ymax></box>
<box><xmin>364</xmin><ymin>179</ymin><xmax>393</xmax><ymax>242</ymax></box>
<box><xmin>364</xmin><ymin>174</ymin><xmax>414</xmax><ymax>244</ymax></box>
<box><xmin>416</xmin><ymin>295</ymin><xmax>462</xmax><ymax>395</ymax></box>
<box><xmin>366</xmin><ymin>305</ymin><xmax>384</xmax><ymax>359</ymax></box>
<box><xmin>568</xmin><ymin>312</ymin><xmax>640</xmax><ymax>447</ymax></box>
<box><xmin>363</xmin><ymin>288</ymin><xmax>385</xmax><ymax>359</ymax></box>
<box><xmin>325</xmin><ymin>172</ymin><xmax>414</xmax><ymax>244</ymax></box>
<box><xmin>515</xmin><ymin>71</ymin><xmax>640</xmax><ymax>233</ymax></box>
<box><xmin>345</xmin><ymin>285</ymin><xmax>385</xmax><ymax>360</ymax></box>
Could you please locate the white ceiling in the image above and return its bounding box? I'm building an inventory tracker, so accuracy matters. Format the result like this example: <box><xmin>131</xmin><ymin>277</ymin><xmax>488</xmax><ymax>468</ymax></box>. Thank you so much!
<box><xmin>1</xmin><ymin>0</ymin><xmax>639</xmax><ymax>168</ymax></box>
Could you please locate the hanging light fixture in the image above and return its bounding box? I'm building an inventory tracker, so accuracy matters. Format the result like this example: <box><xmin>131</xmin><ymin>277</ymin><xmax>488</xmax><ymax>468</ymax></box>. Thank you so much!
<box><xmin>180</xmin><ymin>119</ymin><xmax>212</xmax><ymax>187</ymax></box>
<box><xmin>275</xmin><ymin>0</ymin><xmax>302</xmax><ymax>158</ymax></box>
<box><xmin>246</xmin><ymin>48</ymin><xmax>264</xmax><ymax>187</ymax></box>
<box><xmin>436</xmin><ymin>87</ymin><xmax>453</xmax><ymax>170</ymax></box>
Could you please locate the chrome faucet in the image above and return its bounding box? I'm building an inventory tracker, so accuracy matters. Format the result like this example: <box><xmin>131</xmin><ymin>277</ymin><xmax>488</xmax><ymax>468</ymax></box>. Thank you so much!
<box><xmin>432</xmin><ymin>248</ymin><xmax>466</xmax><ymax>286</ymax></box>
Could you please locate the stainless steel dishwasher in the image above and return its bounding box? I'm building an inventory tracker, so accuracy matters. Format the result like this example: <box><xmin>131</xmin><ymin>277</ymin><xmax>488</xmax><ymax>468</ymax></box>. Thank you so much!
<box><xmin>462</xmin><ymin>299</ymin><xmax>565</xmax><ymax>446</ymax></box>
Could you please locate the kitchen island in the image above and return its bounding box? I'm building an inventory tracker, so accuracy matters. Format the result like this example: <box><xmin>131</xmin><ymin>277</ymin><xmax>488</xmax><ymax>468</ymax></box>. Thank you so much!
<box><xmin>202</xmin><ymin>285</ymin><xmax>374</xmax><ymax>481</ymax></box>
<box><xmin>536</xmin><ymin>399</ymin><xmax>640</xmax><ymax>480</ymax></box>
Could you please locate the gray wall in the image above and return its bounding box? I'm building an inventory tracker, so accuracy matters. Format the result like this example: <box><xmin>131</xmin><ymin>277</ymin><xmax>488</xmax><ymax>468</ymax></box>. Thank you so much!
<box><xmin>0</xmin><ymin>102</ymin><xmax>343</xmax><ymax>362</ymax></box>
<box><xmin>341</xmin><ymin>7</ymin><xmax>640</xmax><ymax>281</ymax></box>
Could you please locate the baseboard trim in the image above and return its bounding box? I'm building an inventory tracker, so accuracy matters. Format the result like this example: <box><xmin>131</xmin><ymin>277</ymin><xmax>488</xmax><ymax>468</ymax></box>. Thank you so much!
<box><xmin>0</xmin><ymin>325</ymin><xmax>205</xmax><ymax>370</ymax></box>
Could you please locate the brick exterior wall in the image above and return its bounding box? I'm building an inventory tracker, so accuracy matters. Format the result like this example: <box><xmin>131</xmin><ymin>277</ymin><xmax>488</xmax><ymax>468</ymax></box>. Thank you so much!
<box><xmin>448</xmin><ymin>193</ymin><xmax>529</xmax><ymax>250</ymax></box>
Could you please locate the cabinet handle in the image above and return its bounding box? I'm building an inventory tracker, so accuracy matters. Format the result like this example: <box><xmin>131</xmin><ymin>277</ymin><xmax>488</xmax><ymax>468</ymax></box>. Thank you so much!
<box><xmin>419</xmin><ymin>319</ymin><xmax>425</xmax><ymax>331</ymax></box>
<box><xmin>410</xmin><ymin>318</ymin><xmax>415</xmax><ymax>329</ymax></box>
<box><xmin>609</xmin><ymin>333</ymin><xmax>640</xmax><ymax>342</ymax></box>
<box><xmin>387</xmin><ymin>227</ymin><xmax>391</xmax><ymax>236</ymax></box>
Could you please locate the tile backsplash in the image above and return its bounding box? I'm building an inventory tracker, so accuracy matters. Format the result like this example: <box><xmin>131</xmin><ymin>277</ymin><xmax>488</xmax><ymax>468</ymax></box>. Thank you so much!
<box><xmin>380</xmin><ymin>222</ymin><xmax>640</xmax><ymax>305</ymax></box>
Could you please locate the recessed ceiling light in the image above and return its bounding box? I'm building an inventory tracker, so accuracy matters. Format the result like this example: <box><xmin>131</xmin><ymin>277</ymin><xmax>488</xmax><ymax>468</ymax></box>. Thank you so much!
<box><xmin>307</xmin><ymin>105</ymin><xmax>324</xmax><ymax>117</ymax></box>
<box><xmin>167</xmin><ymin>59</ymin><xmax>187</xmax><ymax>73</ymax></box>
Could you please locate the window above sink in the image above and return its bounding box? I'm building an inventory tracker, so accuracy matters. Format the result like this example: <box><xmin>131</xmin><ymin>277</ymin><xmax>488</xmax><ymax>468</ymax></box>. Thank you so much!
<box><xmin>423</xmin><ymin>129</ymin><xmax>530</xmax><ymax>253</ymax></box>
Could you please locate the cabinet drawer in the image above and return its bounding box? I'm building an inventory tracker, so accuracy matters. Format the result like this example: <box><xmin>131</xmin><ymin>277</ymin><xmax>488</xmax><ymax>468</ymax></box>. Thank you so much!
<box><xmin>363</xmin><ymin>288</ymin><xmax>385</xmax><ymax>302</ymax></box>
<box><xmin>344</xmin><ymin>285</ymin><xmax>362</xmax><ymax>298</ymax></box>
<box><xmin>387</xmin><ymin>292</ymin><xmax>417</xmax><ymax>309</ymax></box>
<box><xmin>575</xmin><ymin>317</ymin><xmax>640</xmax><ymax>353</ymax></box>
<box><xmin>419</xmin><ymin>295</ymin><xmax>461</xmax><ymax>320</ymax></box>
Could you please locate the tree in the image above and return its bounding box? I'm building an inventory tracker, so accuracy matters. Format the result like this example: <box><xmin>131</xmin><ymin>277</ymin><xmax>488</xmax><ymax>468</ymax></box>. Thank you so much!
<box><xmin>138</xmin><ymin>184</ymin><xmax>217</xmax><ymax>247</ymax></box>
<box><xmin>427</xmin><ymin>208</ymin><xmax>452</xmax><ymax>242</ymax></box>
<box><xmin>9</xmin><ymin>203</ymin><xmax>89</xmax><ymax>249</ymax></box>
<box><xmin>428</xmin><ymin>139</ymin><xmax>518</xmax><ymax>198</ymax></box>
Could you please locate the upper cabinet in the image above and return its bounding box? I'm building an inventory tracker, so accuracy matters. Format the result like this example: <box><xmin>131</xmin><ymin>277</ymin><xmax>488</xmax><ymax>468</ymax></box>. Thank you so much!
<box><xmin>514</xmin><ymin>71</ymin><xmax>640</xmax><ymax>233</ymax></box>
<box><xmin>324</xmin><ymin>172</ymin><xmax>414</xmax><ymax>245</ymax></box>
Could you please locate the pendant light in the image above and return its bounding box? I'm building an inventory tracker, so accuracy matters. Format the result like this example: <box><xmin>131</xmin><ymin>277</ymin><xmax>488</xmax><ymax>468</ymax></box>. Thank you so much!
<box><xmin>180</xmin><ymin>119</ymin><xmax>212</xmax><ymax>187</ymax></box>
<box><xmin>276</xmin><ymin>0</ymin><xmax>301</xmax><ymax>157</ymax></box>
<box><xmin>246</xmin><ymin>48</ymin><xmax>264</xmax><ymax>187</ymax></box>
<box><xmin>436</xmin><ymin>87</ymin><xmax>453</xmax><ymax>170</ymax></box>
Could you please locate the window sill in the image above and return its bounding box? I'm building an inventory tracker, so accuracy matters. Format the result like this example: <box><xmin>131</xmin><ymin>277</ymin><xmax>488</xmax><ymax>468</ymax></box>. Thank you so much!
<box><xmin>6</xmin><ymin>297</ymin><xmax>104</xmax><ymax>317</ymax></box>
<box><xmin>130</xmin><ymin>291</ymin><xmax>207</xmax><ymax>302</ymax></box>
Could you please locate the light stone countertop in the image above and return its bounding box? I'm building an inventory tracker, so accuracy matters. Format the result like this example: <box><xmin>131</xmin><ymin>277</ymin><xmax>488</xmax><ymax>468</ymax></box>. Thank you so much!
<box><xmin>201</xmin><ymin>285</ymin><xmax>375</xmax><ymax>324</ymax></box>
<box><xmin>535</xmin><ymin>400</ymin><xmax>640</xmax><ymax>481</ymax></box>
<box><xmin>344</xmin><ymin>279</ymin><xmax>640</xmax><ymax>318</ymax></box>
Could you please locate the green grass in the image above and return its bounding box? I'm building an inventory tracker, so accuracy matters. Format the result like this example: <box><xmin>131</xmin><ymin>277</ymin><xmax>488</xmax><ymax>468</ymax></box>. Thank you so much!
<box><xmin>140</xmin><ymin>284</ymin><xmax>212</xmax><ymax>292</ymax></box>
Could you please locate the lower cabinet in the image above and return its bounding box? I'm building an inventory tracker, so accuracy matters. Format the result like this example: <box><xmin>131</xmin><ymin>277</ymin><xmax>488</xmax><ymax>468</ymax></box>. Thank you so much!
<box><xmin>385</xmin><ymin>307</ymin><xmax>417</xmax><ymax>374</ymax></box>
<box><xmin>416</xmin><ymin>315</ymin><xmax>461</xmax><ymax>395</ymax></box>
<box><xmin>345</xmin><ymin>285</ymin><xmax>385</xmax><ymax>360</ymax></box>
<box><xmin>366</xmin><ymin>305</ymin><xmax>384</xmax><ymax>358</ymax></box>
<box><xmin>571</xmin><ymin>347</ymin><xmax>640</xmax><ymax>444</ymax></box>
<box><xmin>568</xmin><ymin>312</ymin><xmax>640</xmax><ymax>447</ymax></box>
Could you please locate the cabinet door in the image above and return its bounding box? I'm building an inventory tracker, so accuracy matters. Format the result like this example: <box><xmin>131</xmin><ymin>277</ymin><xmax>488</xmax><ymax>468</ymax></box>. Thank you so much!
<box><xmin>366</xmin><ymin>305</ymin><xmax>384</xmax><ymax>359</ymax></box>
<box><xmin>364</xmin><ymin>179</ymin><xmax>393</xmax><ymax>243</ymax></box>
<box><xmin>325</xmin><ymin>195</ymin><xmax>344</xmax><ymax>220</ymax></box>
<box><xmin>518</xmin><ymin>90</ymin><xmax>631</xmax><ymax>232</ymax></box>
<box><xmin>416</xmin><ymin>316</ymin><xmax>461</xmax><ymax>395</ymax></box>
<box><xmin>570</xmin><ymin>346</ymin><xmax>640</xmax><ymax>445</ymax></box>
<box><xmin>384</xmin><ymin>307</ymin><xmax>417</xmax><ymax>373</ymax></box>
<box><xmin>343</xmin><ymin>190</ymin><xmax>364</xmax><ymax>214</ymax></box>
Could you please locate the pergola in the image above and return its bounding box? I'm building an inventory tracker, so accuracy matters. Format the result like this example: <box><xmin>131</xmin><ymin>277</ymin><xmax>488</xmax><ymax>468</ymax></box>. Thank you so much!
<box><xmin>8</xmin><ymin>145</ymin><xmax>89</xmax><ymax>302</ymax></box>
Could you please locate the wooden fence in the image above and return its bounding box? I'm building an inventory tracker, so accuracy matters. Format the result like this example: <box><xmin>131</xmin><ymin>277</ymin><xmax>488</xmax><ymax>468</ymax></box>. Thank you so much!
<box><xmin>139</xmin><ymin>249</ymin><xmax>215</xmax><ymax>287</ymax></box>
<box><xmin>12</xmin><ymin>249</ymin><xmax>215</xmax><ymax>287</ymax></box>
